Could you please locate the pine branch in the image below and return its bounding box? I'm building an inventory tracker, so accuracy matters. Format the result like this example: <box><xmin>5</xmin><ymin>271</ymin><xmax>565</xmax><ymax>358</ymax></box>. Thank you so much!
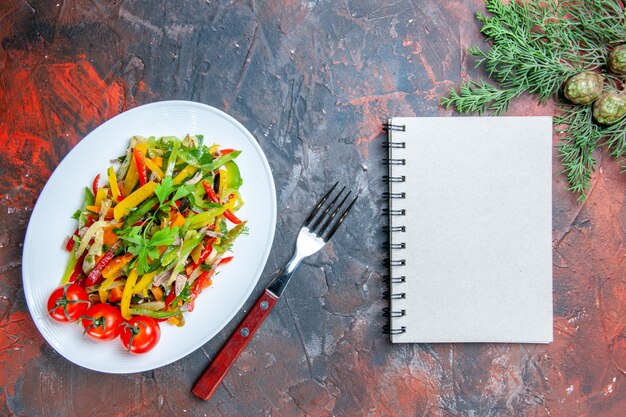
<box><xmin>441</xmin><ymin>80</ymin><xmax>522</xmax><ymax>115</ymax></box>
<box><xmin>443</xmin><ymin>0</ymin><xmax>626</xmax><ymax>199</ymax></box>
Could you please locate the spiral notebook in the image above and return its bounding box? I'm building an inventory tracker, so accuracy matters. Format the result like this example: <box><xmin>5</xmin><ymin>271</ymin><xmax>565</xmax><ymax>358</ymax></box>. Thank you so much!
<box><xmin>384</xmin><ymin>117</ymin><xmax>553</xmax><ymax>344</ymax></box>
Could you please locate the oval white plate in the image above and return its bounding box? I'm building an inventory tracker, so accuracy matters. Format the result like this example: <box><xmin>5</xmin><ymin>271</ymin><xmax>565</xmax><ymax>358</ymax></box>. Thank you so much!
<box><xmin>22</xmin><ymin>101</ymin><xmax>276</xmax><ymax>373</ymax></box>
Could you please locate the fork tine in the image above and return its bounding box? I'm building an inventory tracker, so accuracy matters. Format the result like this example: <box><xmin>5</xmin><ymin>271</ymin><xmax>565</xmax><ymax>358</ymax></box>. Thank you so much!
<box><xmin>323</xmin><ymin>195</ymin><xmax>358</xmax><ymax>241</ymax></box>
<box><xmin>310</xmin><ymin>186</ymin><xmax>346</xmax><ymax>232</ymax></box>
<box><xmin>304</xmin><ymin>182</ymin><xmax>338</xmax><ymax>227</ymax></box>
<box><xmin>318</xmin><ymin>190</ymin><xmax>351</xmax><ymax>236</ymax></box>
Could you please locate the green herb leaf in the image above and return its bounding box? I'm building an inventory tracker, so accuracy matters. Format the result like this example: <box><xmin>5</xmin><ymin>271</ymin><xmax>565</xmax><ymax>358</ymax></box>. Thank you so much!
<box><xmin>146</xmin><ymin>247</ymin><xmax>161</xmax><ymax>260</ymax></box>
<box><xmin>155</xmin><ymin>176</ymin><xmax>174</xmax><ymax>205</ymax></box>
<box><xmin>116</xmin><ymin>226</ymin><xmax>144</xmax><ymax>245</ymax></box>
<box><xmin>171</xmin><ymin>184</ymin><xmax>194</xmax><ymax>203</ymax></box>
<box><xmin>136</xmin><ymin>255</ymin><xmax>151</xmax><ymax>275</ymax></box>
<box><xmin>219</xmin><ymin>219</ymin><xmax>228</xmax><ymax>235</ymax></box>
<box><xmin>149</xmin><ymin>227</ymin><xmax>179</xmax><ymax>247</ymax></box>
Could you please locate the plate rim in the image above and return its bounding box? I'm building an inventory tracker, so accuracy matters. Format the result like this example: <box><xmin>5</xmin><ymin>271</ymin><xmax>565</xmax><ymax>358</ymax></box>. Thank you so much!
<box><xmin>22</xmin><ymin>100</ymin><xmax>277</xmax><ymax>373</ymax></box>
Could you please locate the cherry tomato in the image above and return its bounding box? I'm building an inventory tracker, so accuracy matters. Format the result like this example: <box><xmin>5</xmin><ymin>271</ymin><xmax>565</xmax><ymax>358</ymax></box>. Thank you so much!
<box><xmin>47</xmin><ymin>284</ymin><xmax>90</xmax><ymax>322</ymax></box>
<box><xmin>81</xmin><ymin>304</ymin><xmax>124</xmax><ymax>341</ymax></box>
<box><xmin>120</xmin><ymin>316</ymin><xmax>161</xmax><ymax>354</ymax></box>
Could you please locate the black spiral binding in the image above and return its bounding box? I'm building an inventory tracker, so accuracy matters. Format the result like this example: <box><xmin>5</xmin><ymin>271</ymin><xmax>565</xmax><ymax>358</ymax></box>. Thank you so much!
<box><xmin>382</xmin><ymin>158</ymin><xmax>406</xmax><ymax>166</ymax></box>
<box><xmin>382</xmin><ymin>122</ymin><xmax>406</xmax><ymax>132</ymax></box>
<box><xmin>382</xmin><ymin>121</ymin><xmax>407</xmax><ymax>336</ymax></box>
<box><xmin>383</xmin><ymin>175</ymin><xmax>405</xmax><ymax>183</ymax></box>
<box><xmin>382</xmin><ymin>192</ymin><xmax>406</xmax><ymax>199</ymax></box>
<box><xmin>383</xmin><ymin>225</ymin><xmax>405</xmax><ymax>233</ymax></box>
<box><xmin>383</xmin><ymin>308</ymin><xmax>406</xmax><ymax>318</ymax></box>
<box><xmin>382</xmin><ymin>208</ymin><xmax>405</xmax><ymax>216</ymax></box>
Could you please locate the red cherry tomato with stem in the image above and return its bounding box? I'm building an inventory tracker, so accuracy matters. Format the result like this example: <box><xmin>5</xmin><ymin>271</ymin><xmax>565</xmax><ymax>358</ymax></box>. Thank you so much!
<box><xmin>120</xmin><ymin>316</ymin><xmax>161</xmax><ymax>354</ymax></box>
<box><xmin>81</xmin><ymin>303</ymin><xmax>124</xmax><ymax>341</ymax></box>
<box><xmin>47</xmin><ymin>284</ymin><xmax>90</xmax><ymax>322</ymax></box>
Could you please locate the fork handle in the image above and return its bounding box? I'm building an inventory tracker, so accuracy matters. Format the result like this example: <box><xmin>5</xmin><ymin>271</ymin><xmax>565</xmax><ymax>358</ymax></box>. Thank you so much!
<box><xmin>192</xmin><ymin>289</ymin><xmax>278</xmax><ymax>400</ymax></box>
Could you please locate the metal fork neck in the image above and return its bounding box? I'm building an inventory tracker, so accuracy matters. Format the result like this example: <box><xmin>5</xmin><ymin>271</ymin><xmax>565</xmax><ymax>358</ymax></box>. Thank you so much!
<box><xmin>267</xmin><ymin>252</ymin><xmax>305</xmax><ymax>298</ymax></box>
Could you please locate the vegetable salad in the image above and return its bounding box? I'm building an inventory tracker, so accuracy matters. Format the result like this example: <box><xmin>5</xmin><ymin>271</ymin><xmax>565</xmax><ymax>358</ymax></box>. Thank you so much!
<box><xmin>49</xmin><ymin>134</ymin><xmax>247</xmax><ymax>350</ymax></box>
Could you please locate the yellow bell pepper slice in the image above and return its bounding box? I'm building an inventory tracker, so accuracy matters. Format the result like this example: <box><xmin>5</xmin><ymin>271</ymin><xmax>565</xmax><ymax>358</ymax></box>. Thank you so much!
<box><xmin>209</xmin><ymin>144</ymin><xmax>220</xmax><ymax>154</ymax></box>
<box><xmin>107</xmin><ymin>166</ymin><xmax>120</xmax><ymax>200</ymax></box>
<box><xmin>144</xmin><ymin>158</ymin><xmax>164</xmax><ymax>180</ymax></box>
<box><xmin>120</xmin><ymin>268</ymin><xmax>139</xmax><ymax>320</ymax></box>
<box><xmin>135</xmin><ymin>142</ymin><xmax>148</xmax><ymax>154</ymax></box>
<box><xmin>218</xmin><ymin>168</ymin><xmax>226</xmax><ymax>196</ymax></box>
<box><xmin>224</xmin><ymin>196</ymin><xmax>237</xmax><ymax>211</ymax></box>
<box><xmin>152</xmin><ymin>156</ymin><xmax>163</xmax><ymax>170</ymax></box>
<box><xmin>133</xmin><ymin>271</ymin><xmax>157</xmax><ymax>295</ymax></box>
<box><xmin>122</xmin><ymin>154</ymin><xmax>139</xmax><ymax>196</ymax></box>
<box><xmin>114</xmin><ymin>181</ymin><xmax>157</xmax><ymax>220</ymax></box>
<box><xmin>173</xmin><ymin>165</ymin><xmax>197</xmax><ymax>185</ymax></box>
<box><xmin>190</xmin><ymin>241</ymin><xmax>203</xmax><ymax>264</ymax></box>
<box><xmin>94</xmin><ymin>188</ymin><xmax>107</xmax><ymax>207</ymax></box>
<box><xmin>99</xmin><ymin>273</ymin><xmax>119</xmax><ymax>303</ymax></box>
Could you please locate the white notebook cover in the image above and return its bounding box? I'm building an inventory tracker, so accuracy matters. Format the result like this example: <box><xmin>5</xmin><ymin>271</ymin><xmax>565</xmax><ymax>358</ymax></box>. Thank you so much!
<box><xmin>388</xmin><ymin>117</ymin><xmax>553</xmax><ymax>343</ymax></box>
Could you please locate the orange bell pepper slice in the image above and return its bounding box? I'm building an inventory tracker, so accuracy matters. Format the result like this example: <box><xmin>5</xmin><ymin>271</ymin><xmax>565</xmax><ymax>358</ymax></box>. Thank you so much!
<box><xmin>102</xmin><ymin>253</ymin><xmax>134</xmax><ymax>279</ymax></box>
<box><xmin>103</xmin><ymin>224</ymin><xmax>120</xmax><ymax>246</ymax></box>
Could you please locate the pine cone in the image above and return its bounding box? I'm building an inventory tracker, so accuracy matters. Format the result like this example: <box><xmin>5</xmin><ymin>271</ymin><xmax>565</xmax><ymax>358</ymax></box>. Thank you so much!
<box><xmin>563</xmin><ymin>71</ymin><xmax>604</xmax><ymax>105</ymax></box>
<box><xmin>592</xmin><ymin>91</ymin><xmax>626</xmax><ymax>125</ymax></box>
<box><xmin>608</xmin><ymin>45</ymin><xmax>626</xmax><ymax>76</ymax></box>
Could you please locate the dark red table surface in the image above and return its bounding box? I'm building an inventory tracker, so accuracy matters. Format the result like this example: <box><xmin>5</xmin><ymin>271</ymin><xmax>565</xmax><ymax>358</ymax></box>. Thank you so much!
<box><xmin>1</xmin><ymin>1</ymin><xmax>625</xmax><ymax>416</ymax></box>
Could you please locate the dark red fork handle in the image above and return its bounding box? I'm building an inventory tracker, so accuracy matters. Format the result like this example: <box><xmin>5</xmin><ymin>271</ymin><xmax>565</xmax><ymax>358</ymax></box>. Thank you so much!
<box><xmin>192</xmin><ymin>289</ymin><xmax>278</xmax><ymax>400</ymax></box>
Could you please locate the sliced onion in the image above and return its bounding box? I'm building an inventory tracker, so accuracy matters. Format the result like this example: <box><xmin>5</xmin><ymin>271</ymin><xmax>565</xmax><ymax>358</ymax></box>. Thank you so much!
<box><xmin>185</xmin><ymin>172</ymin><xmax>203</xmax><ymax>185</ymax></box>
<box><xmin>206</xmin><ymin>248</ymin><xmax>219</xmax><ymax>265</ymax></box>
<box><xmin>188</xmin><ymin>266</ymin><xmax>204</xmax><ymax>286</ymax></box>
<box><xmin>75</xmin><ymin>221</ymin><xmax>107</xmax><ymax>258</ymax></box>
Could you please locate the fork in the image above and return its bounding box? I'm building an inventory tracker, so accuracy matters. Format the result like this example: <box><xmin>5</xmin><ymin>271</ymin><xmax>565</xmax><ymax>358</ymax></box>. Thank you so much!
<box><xmin>192</xmin><ymin>183</ymin><xmax>357</xmax><ymax>400</ymax></box>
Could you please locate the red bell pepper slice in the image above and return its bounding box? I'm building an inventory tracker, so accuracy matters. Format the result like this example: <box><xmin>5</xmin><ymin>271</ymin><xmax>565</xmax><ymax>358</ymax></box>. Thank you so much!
<box><xmin>65</xmin><ymin>229</ymin><xmax>79</xmax><ymax>252</ymax></box>
<box><xmin>74</xmin><ymin>277</ymin><xmax>87</xmax><ymax>288</ymax></box>
<box><xmin>223</xmin><ymin>210</ymin><xmax>242</xmax><ymax>224</ymax></box>
<box><xmin>92</xmin><ymin>174</ymin><xmax>100</xmax><ymax>198</ymax></box>
<box><xmin>68</xmin><ymin>253</ymin><xmax>87</xmax><ymax>283</ymax></box>
<box><xmin>201</xmin><ymin>180</ymin><xmax>240</xmax><ymax>223</ymax></box>
<box><xmin>201</xmin><ymin>180</ymin><xmax>220</xmax><ymax>203</ymax></box>
<box><xmin>133</xmin><ymin>148</ymin><xmax>148</xmax><ymax>186</ymax></box>
<box><xmin>164</xmin><ymin>284</ymin><xmax>177</xmax><ymax>308</ymax></box>
<box><xmin>85</xmin><ymin>244</ymin><xmax>119</xmax><ymax>286</ymax></box>
<box><xmin>187</xmin><ymin>271</ymin><xmax>214</xmax><ymax>312</ymax></box>
<box><xmin>220</xmin><ymin>149</ymin><xmax>235</xmax><ymax>155</ymax></box>
<box><xmin>185</xmin><ymin>237</ymin><xmax>216</xmax><ymax>276</ymax></box>
<box><xmin>218</xmin><ymin>256</ymin><xmax>234</xmax><ymax>266</ymax></box>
